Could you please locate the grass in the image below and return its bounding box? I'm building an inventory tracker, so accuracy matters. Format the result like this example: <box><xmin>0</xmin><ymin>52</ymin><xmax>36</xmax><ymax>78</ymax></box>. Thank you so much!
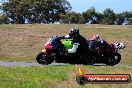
<box><xmin>0</xmin><ymin>65</ymin><xmax>131</xmax><ymax>88</ymax></box>
<box><xmin>0</xmin><ymin>24</ymin><xmax>132</xmax><ymax>65</ymax></box>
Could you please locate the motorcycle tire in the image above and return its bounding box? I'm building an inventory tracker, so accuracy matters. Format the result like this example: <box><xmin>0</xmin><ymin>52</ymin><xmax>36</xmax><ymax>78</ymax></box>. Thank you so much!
<box><xmin>105</xmin><ymin>53</ymin><xmax>121</xmax><ymax>66</ymax></box>
<box><xmin>36</xmin><ymin>52</ymin><xmax>54</xmax><ymax>65</ymax></box>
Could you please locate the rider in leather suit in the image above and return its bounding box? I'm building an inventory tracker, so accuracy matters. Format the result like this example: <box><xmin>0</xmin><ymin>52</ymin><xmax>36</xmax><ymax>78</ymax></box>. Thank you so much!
<box><xmin>89</xmin><ymin>35</ymin><xmax>110</xmax><ymax>51</ymax></box>
<box><xmin>61</xmin><ymin>28</ymin><xmax>89</xmax><ymax>54</ymax></box>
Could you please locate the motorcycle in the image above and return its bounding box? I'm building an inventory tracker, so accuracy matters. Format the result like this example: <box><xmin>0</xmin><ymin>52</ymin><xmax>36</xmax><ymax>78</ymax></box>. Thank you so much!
<box><xmin>36</xmin><ymin>36</ymin><xmax>125</xmax><ymax>65</ymax></box>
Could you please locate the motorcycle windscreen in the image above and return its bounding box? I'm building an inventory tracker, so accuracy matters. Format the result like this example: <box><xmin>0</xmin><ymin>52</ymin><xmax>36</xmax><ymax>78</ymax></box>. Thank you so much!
<box><xmin>44</xmin><ymin>37</ymin><xmax>62</xmax><ymax>51</ymax></box>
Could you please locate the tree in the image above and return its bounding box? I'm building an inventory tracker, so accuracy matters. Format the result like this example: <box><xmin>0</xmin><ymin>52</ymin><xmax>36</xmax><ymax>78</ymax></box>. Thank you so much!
<box><xmin>101</xmin><ymin>8</ymin><xmax>115</xmax><ymax>25</ymax></box>
<box><xmin>115</xmin><ymin>13</ymin><xmax>124</xmax><ymax>25</ymax></box>
<box><xmin>96</xmin><ymin>13</ymin><xmax>103</xmax><ymax>24</ymax></box>
<box><xmin>60</xmin><ymin>12</ymin><xmax>85</xmax><ymax>24</ymax></box>
<box><xmin>0</xmin><ymin>14</ymin><xmax>10</xmax><ymax>24</ymax></box>
<box><xmin>82</xmin><ymin>7</ymin><xmax>99</xmax><ymax>24</ymax></box>
<box><xmin>122</xmin><ymin>11</ymin><xmax>132</xmax><ymax>25</ymax></box>
<box><xmin>128</xmin><ymin>17</ymin><xmax>132</xmax><ymax>25</ymax></box>
<box><xmin>0</xmin><ymin>0</ymin><xmax>71</xmax><ymax>24</ymax></box>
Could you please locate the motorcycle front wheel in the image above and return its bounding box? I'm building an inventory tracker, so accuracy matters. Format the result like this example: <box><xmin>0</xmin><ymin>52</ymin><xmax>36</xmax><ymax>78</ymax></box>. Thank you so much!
<box><xmin>105</xmin><ymin>53</ymin><xmax>121</xmax><ymax>66</ymax></box>
<box><xmin>36</xmin><ymin>52</ymin><xmax>54</xmax><ymax>65</ymax></box>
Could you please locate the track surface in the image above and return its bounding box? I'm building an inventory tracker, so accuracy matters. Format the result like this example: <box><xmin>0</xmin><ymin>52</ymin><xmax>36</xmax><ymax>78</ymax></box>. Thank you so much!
<box><xmin>0</xmin><ymin>61</ymin><xmax>68</xmax><ymax>67</ymax></box>
<box><xmin>0</xmin><ymin>61</ymin><xmax>132</xmax><ymax>69</ymax></box>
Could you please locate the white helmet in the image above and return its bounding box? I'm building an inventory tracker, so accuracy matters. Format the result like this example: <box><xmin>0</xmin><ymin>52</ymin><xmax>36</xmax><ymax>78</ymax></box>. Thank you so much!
<box><xmin>114</xmin><ymin>43</ymin><xmax>125</xmax><ymax>50</ymax></box>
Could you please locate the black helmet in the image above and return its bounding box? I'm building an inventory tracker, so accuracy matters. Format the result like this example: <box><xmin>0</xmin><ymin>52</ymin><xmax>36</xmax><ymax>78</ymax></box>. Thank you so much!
<box><xmin>69</xmin><ymin>28</ymin><xmax>79</xmax><ymax>37</ymax></box>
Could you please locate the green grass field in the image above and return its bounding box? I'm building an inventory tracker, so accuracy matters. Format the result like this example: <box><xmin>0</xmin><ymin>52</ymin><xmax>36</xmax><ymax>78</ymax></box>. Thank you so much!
<box><xmin>0</xmin><ymin>24</ymin><xmax>132</xmax><ymax>88</ymax></box>
<box><xmin>0</xmin><ymin>65</ymin><xmax>131</xmax><ymax>88</ymax></box>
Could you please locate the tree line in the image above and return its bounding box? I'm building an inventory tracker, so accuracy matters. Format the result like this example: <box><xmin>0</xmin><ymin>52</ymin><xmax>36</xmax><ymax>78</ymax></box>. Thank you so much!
<box><xmin>0</xmin><ymin>0</ymin><xmax>132</xmax><ymax>25</ymax></box>
<box><xmin>60</xmin><ymin>7</ymin><xmax>132</xmax><ymax>25</ymax></box>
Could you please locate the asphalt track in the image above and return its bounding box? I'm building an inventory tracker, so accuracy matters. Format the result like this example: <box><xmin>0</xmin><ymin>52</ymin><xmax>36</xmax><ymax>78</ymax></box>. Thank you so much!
<box><xmin>0</xmin><ymin>61</ymin><xmax>132</xmax><ymax>69</ymax></box>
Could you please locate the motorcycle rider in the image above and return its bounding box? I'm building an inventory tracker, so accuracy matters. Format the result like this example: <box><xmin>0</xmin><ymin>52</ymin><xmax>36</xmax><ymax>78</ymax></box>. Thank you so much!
<box><xmin>91</xmin><ymin>35</ymin><xmax>102</xmax><ymax>41</ymax></box>
<box><xmin>60</xmin><ymin>28</ymin><xmax>89</xmax><ymax>54</ymax></box>
<box><xmin>89</xmin><ymin>35</ymin><xmax>110</xmax><ymax>51</ymax></box>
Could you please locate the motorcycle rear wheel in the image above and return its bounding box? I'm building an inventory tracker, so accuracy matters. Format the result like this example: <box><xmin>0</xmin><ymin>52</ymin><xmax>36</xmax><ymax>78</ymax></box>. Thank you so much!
<box><xmin>36</xmin><ymin>52</ymin><xmax>54</xmax><ymax>65</ymax></box>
